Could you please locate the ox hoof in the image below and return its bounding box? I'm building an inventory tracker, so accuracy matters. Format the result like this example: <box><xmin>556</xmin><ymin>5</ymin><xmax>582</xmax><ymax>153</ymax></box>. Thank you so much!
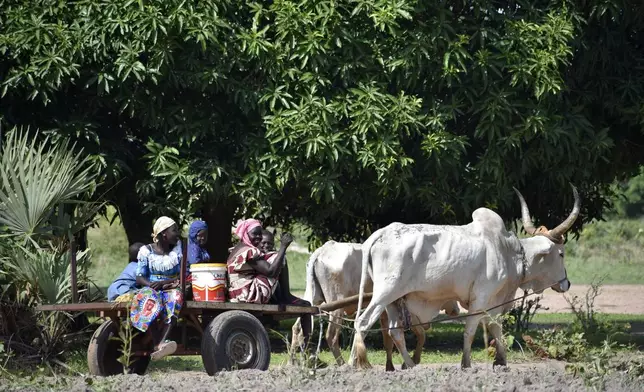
<box><xmin>493</xmin><ymin>360</ymin><xmax>508</xmax><ymax>371</ymax></box>
<box><xmin>401</xmin><ymin>362</ymin><xmax>415</xmax><ymax>370</ymax></box>
<box><xmin>385</xmin><ymin>363</ymin><xmax>395</xmax><ymax>372</ymax></box>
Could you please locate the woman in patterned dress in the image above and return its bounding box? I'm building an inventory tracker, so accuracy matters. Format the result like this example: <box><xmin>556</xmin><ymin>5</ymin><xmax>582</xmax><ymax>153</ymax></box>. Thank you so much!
<box><xmin>227</xmin><ymin>219</ymin><xmax>311</xmax><ymax>349</ymax></box>
<box><xmin>130</xmin><ymin>216</ymin><xmax>184</xmax><ymax>360</ymax></box>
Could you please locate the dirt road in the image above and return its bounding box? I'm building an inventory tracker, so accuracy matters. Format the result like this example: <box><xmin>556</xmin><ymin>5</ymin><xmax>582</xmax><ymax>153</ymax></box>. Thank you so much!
<box><xmin>8</xmin><ymin>362</ymin><xmax>639</xmax><ymax>392</ymax></box>
<box><xmin>525</xmin><ymin>284</ymin><xmax>644</xmax><ymax>314</ymax></box>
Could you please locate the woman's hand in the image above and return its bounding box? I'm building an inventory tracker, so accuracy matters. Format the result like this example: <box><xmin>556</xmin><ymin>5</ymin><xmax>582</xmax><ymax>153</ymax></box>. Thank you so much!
<box><xmin>150</xmin><ymin>281</ymin><xmax>165</xmax><ymax>290</ymax></box>
<box><xmin>164</xmin><ymin>280</ymin><xmax>180</xmax><ymax>290</ymax></box>
<box><xmin>280</xmin><ymin>233</ymin><xmax>293</xmax><ymax>248</ymax></box>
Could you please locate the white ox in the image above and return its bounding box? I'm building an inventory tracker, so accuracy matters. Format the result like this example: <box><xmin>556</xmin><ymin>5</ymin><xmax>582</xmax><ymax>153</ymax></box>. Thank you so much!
<box><xmin>349</xmin><ymin>186</ymin><xmax>580</xmax><ymax>370</ymax></box>
<box><xmin>291</xmin><ymin>241</ymin><xmax>460</xmax><ymax>371</ymax></box>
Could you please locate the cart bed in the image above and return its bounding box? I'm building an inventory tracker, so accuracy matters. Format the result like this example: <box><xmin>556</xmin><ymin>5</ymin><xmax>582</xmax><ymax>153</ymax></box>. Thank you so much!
<box><xmin>36</xmin><ymin>301</ymin><xmax>320</xmax><ymax>316</ymax></box>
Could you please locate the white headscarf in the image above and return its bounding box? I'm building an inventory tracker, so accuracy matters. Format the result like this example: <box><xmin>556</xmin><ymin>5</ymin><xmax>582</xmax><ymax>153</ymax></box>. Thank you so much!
<box><xmin>152</xmin><ymin>216</ymin><xmax>176</xmax><ymax>242</ymax></box>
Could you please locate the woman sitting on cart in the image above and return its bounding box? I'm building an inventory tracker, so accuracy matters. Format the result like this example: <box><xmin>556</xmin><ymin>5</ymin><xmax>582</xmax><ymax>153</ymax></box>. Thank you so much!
<box><xmin>227</xmin><ymin>219</ymin><xmax>312</xmax><ymax>350</ymax></box>
<box><xmin>131</xmin><ymin>216</ymin><xmax>184</xmax><ymax>360</ymax></box>
<box><xmin>227</xmin><ymin>219</ymin><xmax>307</xmax><ymax>306</ymax></box>
<box><xmin>187</xmin><ymin>219</ymin><xmax>210</xmax><ymax>265</ymax></box>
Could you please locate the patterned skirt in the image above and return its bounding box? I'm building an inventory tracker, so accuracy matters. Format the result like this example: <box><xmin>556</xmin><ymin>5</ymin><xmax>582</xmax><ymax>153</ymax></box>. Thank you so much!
<box><xmin>129</xmin><ymin>287</ymin><xmax>184</xmax><ymax>332</ymax></box>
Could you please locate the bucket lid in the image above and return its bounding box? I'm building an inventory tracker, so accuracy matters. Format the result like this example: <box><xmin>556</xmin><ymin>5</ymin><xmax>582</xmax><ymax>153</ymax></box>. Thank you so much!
<box><xmin>191</xmin><ymin>263</ymin><xmax>227</xmax><ymax>269</ymax></box>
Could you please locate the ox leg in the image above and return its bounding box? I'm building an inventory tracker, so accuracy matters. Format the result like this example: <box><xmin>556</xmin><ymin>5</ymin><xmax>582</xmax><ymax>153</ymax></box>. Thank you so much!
<box><xmin>327</xmin><ymin>310</ymin><xmax>345</xmax><ymax>366</ymax></box>
<box><xmin>461</xmin><ymin>314</ymin><xmax>483</xmax><ymax>369</ymax></box>
<box><xmin>485</xmin><ymin>318</ymin><xmax>507</xmax><ymax>368</ymax></box>
<box><xmin>385</xmin><ymin>304</ymin><xmax>415</xmax><ymax>370</ymax></box>
<box><xmin>290</xmin><ymin>317</ymin><xmax>303</xmax><ymax>365</ymax></box>
<box><xmin>380</xmin><ymin>312</ymin><xmax>395</xmax><ymax>372</ymax></box>
<box><xmin>409</xmin><ymin>321</ymin><xmax>427</xmax><ymax>367</ymax></box>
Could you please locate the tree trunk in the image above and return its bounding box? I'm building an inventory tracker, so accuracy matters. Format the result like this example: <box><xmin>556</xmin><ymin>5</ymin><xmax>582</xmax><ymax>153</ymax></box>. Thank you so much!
<box><xmin>201</xmin><ymin>200</ymin><xmax>238</xmax><ymax>262</ymax></box>
<box><xmin>119</xmin><ymin>204</ymin><xmax>155</xmax><ymax>245</ymax></box>
<box><xmin>113</xmin><ymin>181</ymin><xmax>155</xmax><ymax>245</ymax></box>
<box><xmin>74</xmin><ymin>228</ymin><xmax>88</xmax><ymax>251</ymax></box>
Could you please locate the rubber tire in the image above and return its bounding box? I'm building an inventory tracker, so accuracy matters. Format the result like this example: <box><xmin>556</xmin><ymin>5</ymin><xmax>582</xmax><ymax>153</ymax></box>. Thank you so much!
<box><xmin>87</xmin><ymin>320</ymin><xmax>151</xmax><ymax>376</ymax></box>
<box><xmin>201</xmin><ymin>310</ymin><xmax>271</xmax><ymax>375</ymax></box>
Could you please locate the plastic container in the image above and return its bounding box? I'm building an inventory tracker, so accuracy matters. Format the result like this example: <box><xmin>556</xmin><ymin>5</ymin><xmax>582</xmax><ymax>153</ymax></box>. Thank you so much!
<box><xmin>190</xmin><ymin>263</ymin><xmax>227</xmax><ymax>302</ymax></box>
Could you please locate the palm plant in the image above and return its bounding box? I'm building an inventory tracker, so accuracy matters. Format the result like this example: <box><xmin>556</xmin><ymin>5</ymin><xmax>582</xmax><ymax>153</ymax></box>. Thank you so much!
<box><xmin>0</xmin><ymin>126</ymin><xmax>104</xmax><ymax>369</ymax></box>
<box><xmin>0</xmin><ymin>127</ymin><xmax>98</xmax><ymax>246</ymax></box>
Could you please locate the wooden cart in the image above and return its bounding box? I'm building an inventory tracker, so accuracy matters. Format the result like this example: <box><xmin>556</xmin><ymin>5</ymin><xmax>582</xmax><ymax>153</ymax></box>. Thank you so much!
<box><xmin>37</xmin><ymin>300</ymin><xmax>319</xmax><ymax>376</ymax></box>
<box><xmin>36</xmin><ymin>236</ymin><xmax>365</xmax><ymax>376</ymax></box>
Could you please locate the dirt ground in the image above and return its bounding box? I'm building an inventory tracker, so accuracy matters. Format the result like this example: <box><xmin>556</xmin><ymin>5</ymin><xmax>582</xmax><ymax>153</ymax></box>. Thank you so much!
<box><xmin>5</xmin><ymin>362</ymin><xmax>640</xmax><ymax>392</ymax></box>
<box><xmin>535</xmin><ymin>284</ymin><xmax>644</xmax><ymax>314</ymax></box>
<box><xmin>4</xmin><ymin>285</ymin><xmax>642</xmax><ymax>391</ymax></box>
<box><xmin>513</xmin><ymin>284</ymin><xmax>644</xmax><ymax>314</ymax></box>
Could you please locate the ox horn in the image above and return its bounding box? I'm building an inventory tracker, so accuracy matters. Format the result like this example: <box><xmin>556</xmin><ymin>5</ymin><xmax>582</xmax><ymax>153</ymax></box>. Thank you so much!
<box><xmin>513</xmin><ymin>187</ymin><xmax>537</xmax><ymax>235</ymax></box>
<box><xmin>548</xmin><ymin>184</ymin><xmax>581</xmax><ymax>240</ymax></box>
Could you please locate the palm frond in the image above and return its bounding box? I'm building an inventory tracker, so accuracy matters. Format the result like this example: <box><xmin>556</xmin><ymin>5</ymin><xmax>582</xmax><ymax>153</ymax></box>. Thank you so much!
<box><xmin>0</xmin><ymin>127</ymin><xmax>99</xmax><ymax>244</ymax></box>
<box><xmin>2</xmin><ymin>246</ymin><xmax>93</xmax><ymax>305</ymax></box>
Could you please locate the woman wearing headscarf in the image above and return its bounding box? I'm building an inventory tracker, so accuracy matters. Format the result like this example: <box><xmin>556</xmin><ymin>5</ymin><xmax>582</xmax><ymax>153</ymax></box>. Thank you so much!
<box><xmin>187</xmin><ymin>220</ymin><xmax>210</xmax><ymax>265</ymax></box>
<box><xmin>227</xmin><ymin>219</ymin><xmax>308</xmax><ymax>306</ymax></box>
<box><xmin>227</xmin><ymin>218</ymin><xmax>312</xmax><ymax>352</ymax></box>
<box><xmin>130</xmin><ymin>216</ymin><xmax>184</xmax><ymax>360</ymax></box>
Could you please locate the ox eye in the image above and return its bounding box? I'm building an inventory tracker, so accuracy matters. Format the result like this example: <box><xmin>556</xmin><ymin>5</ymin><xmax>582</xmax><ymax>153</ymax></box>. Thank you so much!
<box><xmin>558</xmin><ymin>250</ymin><xmax>564</xmax><ymax>258</ymax></box>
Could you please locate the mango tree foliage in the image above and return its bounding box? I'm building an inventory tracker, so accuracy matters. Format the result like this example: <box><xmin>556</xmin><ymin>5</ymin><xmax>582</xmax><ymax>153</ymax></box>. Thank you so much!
<box><xmin>1</xmin><ymin>0</ymin><xmax>644</xmax><ymax>252</ymax></box>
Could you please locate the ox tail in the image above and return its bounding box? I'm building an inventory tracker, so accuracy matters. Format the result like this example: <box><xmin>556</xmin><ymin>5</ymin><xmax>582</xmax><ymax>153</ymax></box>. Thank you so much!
<box><xmin>292</xmin><ymin>244</ymin><xmax>325</xmax><ymax>355</ymax></box>
<box><xmin>352</xmin><ymin>228</ymin><xmax>385</xmax><ymax>370</ymax></box>
<box><xmin>304</xmin><ymin>243</ymin><xmax>326</xmax><ymax>306</ymax></box>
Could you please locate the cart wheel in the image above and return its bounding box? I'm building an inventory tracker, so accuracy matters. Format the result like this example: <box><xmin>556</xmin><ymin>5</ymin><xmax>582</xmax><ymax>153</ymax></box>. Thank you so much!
<box><xmin>201</xmin><ymin>310</ymin><xmax>271</xmax><ymax>375</ymax></box>
<box><xmin>87</xmin><ymin>320</ymin><xmax>151</xmax><ymax>376</ymax></box>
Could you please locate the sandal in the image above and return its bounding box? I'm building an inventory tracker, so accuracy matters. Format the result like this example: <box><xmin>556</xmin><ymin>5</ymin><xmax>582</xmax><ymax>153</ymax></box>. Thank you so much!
<box><xmin>151</xmin><ymin>340</ymin><xmax>177</xmax><ymax>360</ymax></box>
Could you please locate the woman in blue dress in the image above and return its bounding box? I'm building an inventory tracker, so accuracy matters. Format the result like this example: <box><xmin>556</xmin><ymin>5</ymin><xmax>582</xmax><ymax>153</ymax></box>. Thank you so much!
<box><xmin>129</xmin><ymin>216</ymin><xmax>184</xmax><ymax>360</ymax></box>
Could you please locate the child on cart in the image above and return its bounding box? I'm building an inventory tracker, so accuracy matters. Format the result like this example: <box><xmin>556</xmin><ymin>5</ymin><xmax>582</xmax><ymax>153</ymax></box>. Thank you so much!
<box><xmin>107</xmin><ymin>242</ymin><xmax>145</xmax><ymax>302</ymax></box>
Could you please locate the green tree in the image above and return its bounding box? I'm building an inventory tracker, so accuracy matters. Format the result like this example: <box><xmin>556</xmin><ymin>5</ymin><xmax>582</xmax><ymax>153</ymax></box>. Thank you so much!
<box><xmin>2</xmin><ymin>1</ymin><xmax>643</xmax><ymax>257</ymax></box>
<box><xmin>612</xmin><ymin>167</ymin><xmax>644</xmax><ymax>218</ymax></box>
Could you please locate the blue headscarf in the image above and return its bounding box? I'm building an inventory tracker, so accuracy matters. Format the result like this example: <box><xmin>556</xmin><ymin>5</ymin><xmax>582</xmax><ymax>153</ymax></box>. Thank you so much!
<box><xmin>187</xmin><ymin>220</ymin><xmax>210</xmax><ymax>265</ymax></box>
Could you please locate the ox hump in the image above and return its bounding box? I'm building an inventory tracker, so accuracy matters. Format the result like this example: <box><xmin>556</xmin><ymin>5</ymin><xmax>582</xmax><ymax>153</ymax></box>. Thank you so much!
<box><xmin>471</xmin><ymin>207</ymin><xmax>509</xmax><ymax>237</ymax></box>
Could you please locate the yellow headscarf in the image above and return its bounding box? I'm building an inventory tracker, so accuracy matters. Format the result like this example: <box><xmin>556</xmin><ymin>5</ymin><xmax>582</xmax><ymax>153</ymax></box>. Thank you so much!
<box><xmin>152</xmin><ymin>216</ymin><xmax>176</xmax><ymax>242</ymax></box>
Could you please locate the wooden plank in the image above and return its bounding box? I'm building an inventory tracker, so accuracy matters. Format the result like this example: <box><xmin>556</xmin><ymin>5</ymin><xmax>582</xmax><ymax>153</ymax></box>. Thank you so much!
<box><xmin>37</xmin><ymin>301</ymin><xmax>320</xmax><ymax>315</ymax></box>
<box><xmin>318</xmin><ymin>292</ymin><xmax>373</xmax><ymax>312</ymax></box>
<box><xmin>37</xmin><ymin>302</ymin><xmax>127</xmax><ymax>312</ymax></box>
<box><xmin>183</xmin><ymin>301</ymin><xmax>319</xmax><ymax>315</ymax></box>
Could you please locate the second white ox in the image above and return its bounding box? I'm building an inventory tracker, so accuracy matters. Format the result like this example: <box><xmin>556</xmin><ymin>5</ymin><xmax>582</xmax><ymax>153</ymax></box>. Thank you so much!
<box><xmin>349</xmin><ymin>186</ymin><xmax>580</xmax><ymax>370</ymax></box>
<box><xmin>292</xmin><ymin>241</ymin><xmax>460</xmax><ymax>371</ymax></box>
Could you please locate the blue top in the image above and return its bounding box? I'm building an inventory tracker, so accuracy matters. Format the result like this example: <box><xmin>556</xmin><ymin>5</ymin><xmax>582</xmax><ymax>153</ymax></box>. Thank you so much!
<box><xmin>187</xmin><ymin>220</ymin><xmax>210</xmax><ymax>265</ymax></box>
<box><xmin>136</xmin><ymin>241</ymin><xmax>183</xmax><ymax>282</ymax></box>
<box><xmin>107</xmin><ymin>262</ymin><xmax>139</xmax><ymax>301</ymax></box>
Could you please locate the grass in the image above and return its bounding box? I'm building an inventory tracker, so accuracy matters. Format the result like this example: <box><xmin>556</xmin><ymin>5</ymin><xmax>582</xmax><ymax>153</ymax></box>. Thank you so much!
<box><xmin>87</xmin><ymin>209</ymin><xmax>644</xmax><ymax>299</ymax></box>
<box><xmin>58</xmin><ymin>312</ymin><xmax>644</xmax><ymax>377</ymax></box>
<box><xmin>564</xmin><ymin>217</ymin><xmax>644</xmax><ymax>285</ymax></box>
<box><xmin>531</xmin><ymin>313</ymin><xmax>644</xmax><ymax>324</ymax></box>
<box><xmin>86</xmin><ymin>208</ymin><xmax>130</xmax><ymax>291</ymax></box>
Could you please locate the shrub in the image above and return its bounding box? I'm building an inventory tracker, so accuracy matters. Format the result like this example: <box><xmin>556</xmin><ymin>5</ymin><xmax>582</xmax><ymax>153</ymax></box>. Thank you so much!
<box><xmin>0</xmin><ymin>127</ymin><xmax>104</xmax><ymax>372</ymax></box>
<box><xmin>566</xmin><ymin>276</ymin><xmax>630</xmax><ymax>343</ymax></box>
